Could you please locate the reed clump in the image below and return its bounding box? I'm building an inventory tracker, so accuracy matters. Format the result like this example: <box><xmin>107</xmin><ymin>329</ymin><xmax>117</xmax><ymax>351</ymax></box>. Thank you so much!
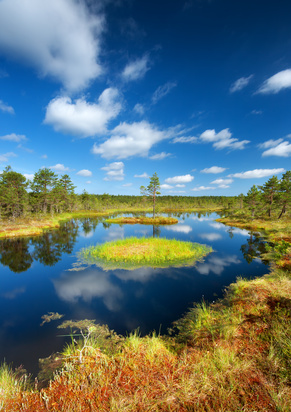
<box><xmin>78</xmin><ymin>237</ymin><xmax>212</xmax><ymax>269</ymax></box>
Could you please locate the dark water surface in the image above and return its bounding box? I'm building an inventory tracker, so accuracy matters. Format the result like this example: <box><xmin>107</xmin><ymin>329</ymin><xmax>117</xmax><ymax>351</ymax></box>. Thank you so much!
<box><xmin>0</xmin><ymin>212</ymin><xmax>268</xmax><ymax>375</ymax></box>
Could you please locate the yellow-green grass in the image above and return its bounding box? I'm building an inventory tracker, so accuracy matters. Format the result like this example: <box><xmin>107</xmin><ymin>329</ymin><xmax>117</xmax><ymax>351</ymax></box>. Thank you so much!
<box><xmin>78</xmin><ymin>237</ymin><xmax>212</xmax><ymax>270</ymax></box>
<box><xmin>104</xmin><ymin>216</ymin><xmax>178</xmax><ymax>225</ymax></box>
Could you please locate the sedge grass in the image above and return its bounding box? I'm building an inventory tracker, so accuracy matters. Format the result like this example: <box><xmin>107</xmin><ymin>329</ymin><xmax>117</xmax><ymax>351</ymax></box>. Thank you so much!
<box><xmin>78</xmin><ymin>237</ymin><xmax>212</xmax><ymax>270</ymax></box>
<box><xmin>104</xmin><ymin>216</ymin><xmax>178</xmax><ymax>225</ymax></box>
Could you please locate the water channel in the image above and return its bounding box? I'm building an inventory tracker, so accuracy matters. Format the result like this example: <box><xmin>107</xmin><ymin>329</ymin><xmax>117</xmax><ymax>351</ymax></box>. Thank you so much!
<box><xmin>0</xmin><ymin>212</ymin><xmax>269</xmax><ymax>376</ymax></box>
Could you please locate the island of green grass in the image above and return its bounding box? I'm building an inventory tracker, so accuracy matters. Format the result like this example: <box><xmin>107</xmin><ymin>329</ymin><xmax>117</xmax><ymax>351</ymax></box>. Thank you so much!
<box><xmin>104</xmin><ymin>216</ymin><xmax>178</xmax><ymax>225</ymax></box>
<box><xmin>78</xmin><ymin>237</ymin><xmax>212</xmax><ymax>270</ymax></box>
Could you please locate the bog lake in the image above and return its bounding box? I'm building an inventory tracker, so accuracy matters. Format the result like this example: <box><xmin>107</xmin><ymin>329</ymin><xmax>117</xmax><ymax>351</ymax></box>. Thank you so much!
<box><xmin>0</xmin><ymin>212</ymin><xmax>269</xmax><ymax>376</ymax></box>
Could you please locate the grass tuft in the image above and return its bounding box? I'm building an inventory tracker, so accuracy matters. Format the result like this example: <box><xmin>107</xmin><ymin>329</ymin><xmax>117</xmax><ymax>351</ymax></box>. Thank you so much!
<box><xmin>78</xmin><ymin>237</ymin><xmax>212</xmax><ymax>270</ymax></box>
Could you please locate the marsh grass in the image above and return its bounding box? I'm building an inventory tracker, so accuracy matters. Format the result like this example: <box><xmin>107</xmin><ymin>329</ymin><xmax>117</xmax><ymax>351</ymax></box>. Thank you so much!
<box><xmin>78</xmin><ymin>237</ymin><xmax>212</xmax><ymax>270</ymax></box>
<box><xmin>104</xmin><ymin>216</ymin><xmax>178</xmax><ymax>225</ymax></box>
<box><xmin>2</xmin><ymin>267</ymin><xmax>291</xmax><ymax>411</ymax></box>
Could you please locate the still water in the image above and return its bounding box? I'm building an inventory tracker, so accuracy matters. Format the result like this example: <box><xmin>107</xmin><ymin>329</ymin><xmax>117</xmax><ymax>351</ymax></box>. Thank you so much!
<box><xmin>0</xmin><ymin>212</ymin><xmax>268</xmax><ymax>375</ymax></box>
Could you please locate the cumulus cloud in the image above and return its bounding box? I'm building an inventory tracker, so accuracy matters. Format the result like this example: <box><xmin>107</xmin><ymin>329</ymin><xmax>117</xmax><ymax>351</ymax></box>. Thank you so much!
<box><xmin>258</xmin><ymin>138</ymin><xmax>284</xmax><ymax>149</ymax></box>
<box><xmin>152</xmin><ymin>81</ymin><xmax>177</xmax><ymax>104</ymax></box>
<box><xmin>150</xmin><ymin>152</ymin><xmax>171</xmax><ymax>160</ymax></box>
<box><xmin>229</xmin><ymin>75</ymin><xmax>253</xmax><ymax>93</ymax></box>
<box><xmin>133</xmin><ymin>103</ymin><xmax>145</xmax><ymax>115</ymax></box>
<box><xmin>92</xmin><ymin>121</ymin><xmax>171</xmax><ymax>159</ymax></box>
<box><xmin>165</xmin><ymin>174</ymin><xmax>194</xmax><ymax>184</ymax></box>
<box><xmin>0</xmin><ymin>0</ymin><xmax>104</xmax><ymax>91</ymax></box>
<box><xmin>211</xmin><ymin>178</ymin><xmax>233</xmax><ymax>186</ymax></box>
<box><xmin>121</xmin><ymin>55</ymin><xmax>150</xmax><ymax>82</ymax></box>
<box><xmin>257</xmin><ymin>69</ymin><xmax>291</xmax><ymax>94</ymax></box>
<box><xmin>0</xmin><ymin>133</ymin><xmax>26</xmax><ymax>142</ymax></box>
<box><xmin>134</xmin><ymin>172</ymin><xmax>149</xmax><ymax>178</ymax></box>
<box><xmin>101</xmin><ymin>162</ymin><xmax>124</xmax><ymax>181</ymax></box>
<box><xmin>0</xmin><ymin>100</ymin><xmax>14</xmax><ymax>114</ymax></box>
<box><xmin>49</xmin><ymin>163</ymin><xmax>70</xmax><ymax>172</ymax></box>
<box><xmin>200</xmin><ymin>128</ymin><xmax>250</xmax><ymax>150</ymax></box>
<box><xmin>24</xmin><ymin>173</ymin><xmax>34</xmax><ymax>180</ymax></box>
<box><xmin>172</xmin><ymin>135</ymin><xmax>197</xmax><ymax>143</ymax></box>
<box><xmin>0</xmin><ymin>152</ymin><xmax>17</xmax><ymax>162</ymax></box>
<box><xmin>262</xmin><ymin>141</ymin><xmax>291</xmax><ymax>157</ymax></box>
<box><xmin>231</xmin><ymin>168</ymin><xmax>285</xmax><ymax>179</ymax></box>
<box><xmin>201</xmin><ymin>166</ymin><xmax>227</xmax><ymax>174</ymax></box>
<box><xmin>44</xmin><ymin>88</ymin><xmax>122</xmax><ymax>137</ymax></box>
<box><xmin>160</xmin><ymin>184</ymin><xmax>174</xmax><ymax>190</ymax></box>
<box><xmin>77</xmin><ymin>169</ymin><xmax>92</xmax><ymax>177</ymax></box>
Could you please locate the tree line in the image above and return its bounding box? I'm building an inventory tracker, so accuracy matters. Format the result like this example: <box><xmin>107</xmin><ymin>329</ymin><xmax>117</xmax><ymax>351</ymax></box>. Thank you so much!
<box><xmin>0</xmin><ymin>166</ymin><xmax>290</xmax><ymax>220</ymax></box>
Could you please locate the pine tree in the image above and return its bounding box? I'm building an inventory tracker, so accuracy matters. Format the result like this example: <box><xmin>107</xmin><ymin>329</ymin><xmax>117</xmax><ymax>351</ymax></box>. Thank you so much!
<box><xmin>259</xmin><ymin>175</ymin><xmax>279</xmax><ymax>217</ymax></box>
<box><xmin>30</xmin><ymin>168</ymin><xmax>57</xmax><ymax>213</ymax></box>
<box><xmin>278</xmin><ymin>171</ymin><xmax>291</xmax><ymax>219</ymax></box>
<box><xmin>245</xmin><ymin>185</ymin><xmax>261</xmax><ymax>218</ymax></box>
<box><xmin>0</xmin><ymin>166</ymin><xmax>28</xmax><ymax>219</ymax></box>
<box><xmin>140</xmin><ymin>172</ymin><xmax>161</xmax><ymax>218</ymax></box>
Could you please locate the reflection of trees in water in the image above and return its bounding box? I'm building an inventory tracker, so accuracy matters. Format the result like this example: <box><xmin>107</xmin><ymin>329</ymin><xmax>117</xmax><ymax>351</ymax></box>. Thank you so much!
<box><xmin>0</xmin><ymin>237</ymin><xmax>33</xmax><ymax>273</ymax></box>
<box><xmin>0</xmin><ymin>220</ymin><xmax>79</xmax><ymax>272</ymax></box>
<box><xmin>80</xmin><ymin>218</ymin><xmax>99</xmax><ymax>235</ymax></box>
<box><xmin>152</xmin><ymin>225</ymin><xmax>161</xmax><ymax>238</ymax></box>
<box><xmin>240</xmin><ymin>232</ymin><xmax>268</xmax><ymax>264</ymax></box>
<box><xmin>32</xmin><ymin>220</ymin><xmax>79</xmax><ymax>266</ymax></box>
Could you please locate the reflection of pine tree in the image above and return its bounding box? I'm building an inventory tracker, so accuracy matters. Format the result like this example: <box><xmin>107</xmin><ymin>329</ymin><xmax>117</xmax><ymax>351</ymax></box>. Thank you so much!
<box><xmin>0</xmin><ymin>238</ymin><xmax>33</xmax><ymax>273</ymax></box>
<box><xmin>32</xmin><ymin>221</ymin><xmax>79</xmax><ymax>266</ymax></box>
<box><xmin>240</xmin><ymin>232</ymin><xmax>268</xmax><ymax>264</ymax></box>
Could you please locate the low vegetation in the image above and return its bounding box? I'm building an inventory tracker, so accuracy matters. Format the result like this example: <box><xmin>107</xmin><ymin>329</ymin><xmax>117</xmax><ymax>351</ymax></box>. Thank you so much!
<box><xmin>2</xmin><ymin>265</ymin><xmax>290</xmax><ymax>411</ymax></box>
<box><xmin>104</xmin><ymin>216</ymin><xmax>178</xmax><ymax>225</ymax></box>
<box><xmin>78</xmin><ymin>237</ymin><xmax>212</xmax><ymax>270</ymax></box>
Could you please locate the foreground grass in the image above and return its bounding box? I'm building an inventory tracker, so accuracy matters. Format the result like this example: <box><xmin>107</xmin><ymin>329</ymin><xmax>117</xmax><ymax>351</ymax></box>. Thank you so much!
<box><xmin>2</xmin><ymin>266</ymin><xmax>290</xmax><ymax>411</ymax></box>
<box><xmin>104</xmin><ymin>216</ymin><xmax>178</xmax><ymax>225</ymax></box>
<box><xmin>78</xmin><ymin>237</ymin><xmax>212</xmax><ymax>270</ymax></box>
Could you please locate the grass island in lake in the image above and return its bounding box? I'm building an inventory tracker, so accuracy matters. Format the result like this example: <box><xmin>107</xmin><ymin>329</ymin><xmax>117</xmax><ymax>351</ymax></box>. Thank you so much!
<box><xmin>78</xmin><ymin>237</ymin><xmax>213</xmax><ymax>270</ymax></box>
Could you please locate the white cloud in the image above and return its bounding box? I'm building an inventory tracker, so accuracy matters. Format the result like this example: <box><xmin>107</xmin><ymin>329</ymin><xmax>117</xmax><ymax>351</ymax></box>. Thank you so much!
<box><xmin>199</xmin><ymin>233</ymin><xmax>222</xmax><ymax>241</ymax></box>
<box><xmin>122</xmin><ymin>55</ymin><xmax>150</xmax><ymax>82</ymax></box>
<box><xmin>164</xmin><ymin>225</ymin><xmax>192</xmax><ymax>234</ymax></box>
<box><xmin>152</xmin><ymin>81</ymin><xmax>177</xmax><ymax>104</ymax></box>
<box><xmin>86</xmin><ymin>181</ymin><xmax>91</xmax><ymax>184</ymax></box>
<box><xmin>257</xmin><ymin>69</ymin><xmax>291</xmax><ymax>94</ymax></box>
<box><xmin>191</xmin><ymin>186</ymin><xmax>215</xmax><ymax>191</ymax></box>
<box><xmin>77</xmin><ymin>169</ymin><xmax>92</xmax><ymax>177</ymax></box>
<box><xmin>134</xmin><ymin>172</ymin><xmax>149</xmax><ymax>178</ymax></box>
<box><xmin>150</xmin><ymin>152</ymin><xmax>171</xmax><ymax>160</ymax></box>
<box><xmin>0</xmin><ymin>0</ymin><xmax>104</xmax><ymax>91</ymax></box>
<box><xmin>262</xmin><ymin>141</ymin><xmax>291</xmax><ymax>157</ymax></box>
<box><xmin>172</xmin><ymin>135</ymin><xmax>197</xmax><ymax>143</ymax></box>
<box><xmin>49</xmin><ymin>163</ymin><xmax>70</xmax><ymax>172</ymax></box>
<box><xmin>196</xmin><ymin>255</ymin><xmax>241</xmax><ymax>276</ymax></box>
<box><xmin>0</xmin><ymin>133</ymin><xmax>26</xmax><ymax>142</ymax></box>
<box><xmin>24</xmin><ymin>173</ymin><xmax>34</xmax><ymax>180</ymax></box>
<box><xmin>176</xmin><ymin>184</ymin><xmax>185</xmax><ymax>188</ymax></box>
<box><xmin>211</xmin><ymin>178</ymin><xmax>233</xmax><ymax>186</ymax></box>
<box><xmin>122</xmin><ymin>183</ymin><xmax>132</xmax><ymax>187</ymax></box>
<box><xmin>201</xmin><ymin>166</ymin><xmax>227</xmax><ymax>174</ymax></box>
<box><xmin>165</xmin><ymin>174</ymin><xmax>194</xmax><ymax>184</ymax></box>
<box><xmin>199</xmin><ymin>128</ymin><xmax>250</xmax><ymax>150</ymax></box>
<box><xmin>101</xmin><ymin>162</ymin><xmax>124</xmax><ymax>181</ymax></box>
<box><xmin>258</xmin><ymin>138</ymin><xmax>284</xmax><ymax>149</ymax></box>
<box><xmin>92</xmin><ymin>121</ymin><xmax>171</xmax><ymax>159</ymax></box>
<box><xmin>251</xmin><ymin>110</ymin><xmax>263</xmax><ymax>115</ymax></box>
<box><xmin>133</xmin><ymin>103</ymin><xmax>145</xmax><ymax>115</ymax></box>
<box><xmin>0</xmin><ymin>100</ymin><xmax>14</xmax><ymax>114</ymax></box>
<box><xmin>41</xmin><ymin>154</ymin><xmax>48</xmax><ymax>159</ymax></box>
<box><xmin>0</xmin><ymin>152</ymin><xmax>17</xmax><ymax>162</ymax></box>
<box><xmin>160</xmin><ymin>184</ymin><xmax>174</xmax><ymax>189</ymax></box>
<box><xmin>229</xmin><ymin>75</ymin><xmax>253</xmax><ymax>93</ymax></box>
<box><xmin>231</xmin><ymin>168</ymin><xmax>285</xmax><ymax>179</ymax></box>
<box><xmin>44</xmin><ymin>88</ymin><xmax>122</xmax><ymax>137</ymax></box>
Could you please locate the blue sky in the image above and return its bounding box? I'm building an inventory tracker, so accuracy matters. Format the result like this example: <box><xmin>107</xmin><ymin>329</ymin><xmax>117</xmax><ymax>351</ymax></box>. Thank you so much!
<box><xmin>0</xmin><ymin>0</ymin><xmax>290</xmax><ymax>196</ymax></box>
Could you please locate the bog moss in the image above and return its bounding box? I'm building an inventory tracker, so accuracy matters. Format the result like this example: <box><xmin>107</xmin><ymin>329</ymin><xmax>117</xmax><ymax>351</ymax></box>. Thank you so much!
<box><xmin>78</xmin><ymin>237</ymin><xmax>212</xmax><ymax>270</ymax></box>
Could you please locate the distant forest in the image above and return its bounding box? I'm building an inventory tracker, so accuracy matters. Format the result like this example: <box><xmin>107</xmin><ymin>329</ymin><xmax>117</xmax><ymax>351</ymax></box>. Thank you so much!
<box><xmin>0</xmin><ymin>166</ymin><xmax>290</xmax><ymax>220</ymax></box>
